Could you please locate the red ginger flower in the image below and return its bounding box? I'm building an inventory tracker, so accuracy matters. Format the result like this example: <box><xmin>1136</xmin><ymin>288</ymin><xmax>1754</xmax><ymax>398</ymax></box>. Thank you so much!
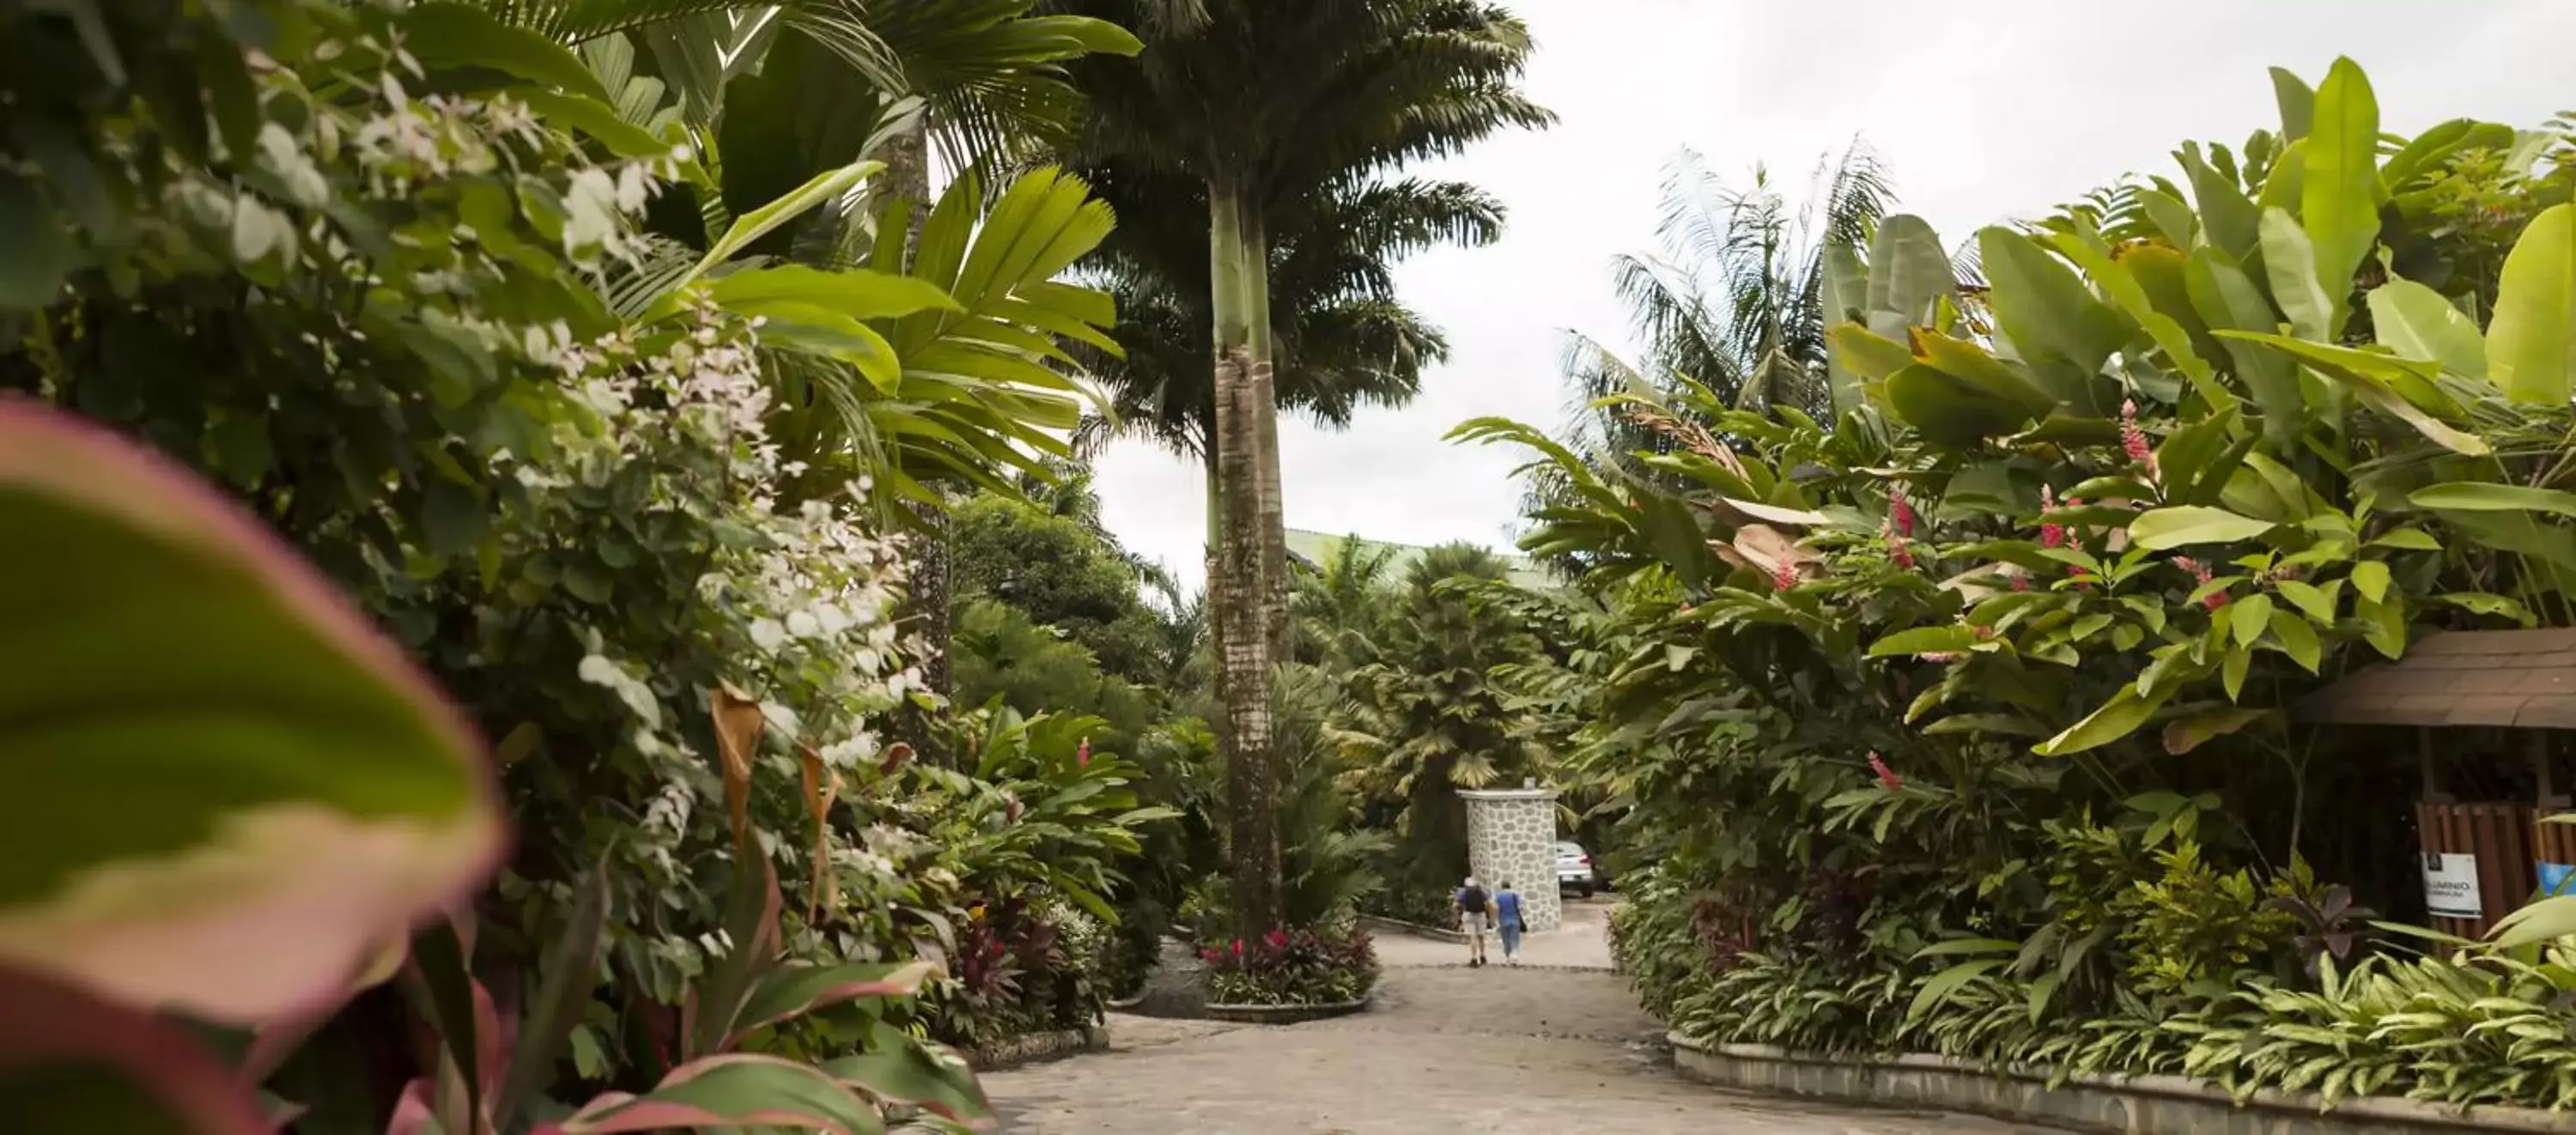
<box><xmin>1891</xmin><ymin>491</ymin><xmax>1916</xmax><ymax>538</ymax></box>
<box><xmin>1773</xmin><ymin>556</ymin><xmax>1797</xmax><ymax>592</ymax></box>
<box><xmin>1077</xmin><ymin>737</ymin><xmax>1091</xmax><ymax>768</ymax></box>
<box><xmin>2121</xmin><ymin>399</ymin><xmax>2160</xmax><ymax>482</ymax></box>
<box><xmin>2009</xmin><ymin>568</ymin><xmax>2032</xmax><ymax>592</ymax></box>
<box><xmin>2039</xmin><ymin>485</ymin><xmax>2066</xmax><ymax>549</ymax></box>
<box><xmin>1868</xmin><ymin>751</ymin><xmax>1904</xmax><ymax>792</ymax></box>
<box><xmin>1881</xmin><ymin>517</ymin><xmax>1917</xmax><ymax>569</ymax></box>
<box><xmin>2176</xmin><ymin>555</ymin><xmax>2224</xmax><ymax>610</ymax></box>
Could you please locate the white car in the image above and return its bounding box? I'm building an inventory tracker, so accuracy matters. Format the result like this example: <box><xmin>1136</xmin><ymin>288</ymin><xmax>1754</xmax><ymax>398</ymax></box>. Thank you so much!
<box><xmin>1556</xmin><ymin>841</ymin><xmax>1601</xmax><ymax>898</ymax></box>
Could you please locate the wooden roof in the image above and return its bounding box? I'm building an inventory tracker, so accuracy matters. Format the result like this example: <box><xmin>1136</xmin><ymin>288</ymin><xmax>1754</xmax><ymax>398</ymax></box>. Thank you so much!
<box><xmin>2300</xmin><ymin>629</ymin><xmax>2576</xmax><ymax>728</ymax></box>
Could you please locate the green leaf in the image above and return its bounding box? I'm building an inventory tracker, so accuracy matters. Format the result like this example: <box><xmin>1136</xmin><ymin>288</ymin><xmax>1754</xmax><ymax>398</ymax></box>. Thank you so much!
<box><xmin>2368</xmin><ymin>280</ymin><xmax>2487</xmax><ymax>379</ymax></box>
<box><xmin>2259</xmin><ymin>208</ymin><xmax>2337</xmax><ymax>343</ymax></box>
<box><xmin>497</xmin><ymin>861</ymin><xmax>611</xmax><ymax>1124</ymax></box>
<box><xmin>0</xmin><ymin>172</ymin><xmax>72</xmax><ymax>309</ymax></box>
<box><xmin>2358</xmin><ymin>590</ymin><xmax>2408</xmax><ymax>659</ymax></box>
<box><xmin>2185</xmin><ymin>248</ymin><xmax>2303</xmax><ymax>449</ymax></box>
<box><xmin>1826</xmin><ymin>322</ymin><xmax>1916</xmax><ymax>381</ymax></box>
<box><xmin>2488</xmin><ymin>895</ymin><xmax>2576</xmax><ymax>948</ymax></box>
<box><xmin>704</xmin><ymin>265</ymin><xmax>958</xmax><ymax>323</ymax></box>
<box><xmin>402</xmin><ymin>2</ymin><xmax>612</xmax><ymax>102</ymax></box>
<box><xmin>0</xmin><ymin>404</ymin><xmax>501</xmax><ymax>1025</ymax></box>
<box><xmin>820</xmin><ymin>1028</ymin><xmax>991</xmax><ymax>1126</ymax></box>
<box><xmin>557</xmin><ymin>1054</ymin><xmax>881</xmax><ymax>1133</ymax></box>
<box><xmin>2269</xmin><ymin>66</ymin><xmax>2315</xmax><ymax>141</ymax></box>
<box><xmin>2162</xmin><ymin>706</ymin><xmax>2268</xmax><ymax>754</ymax></box>
<box><xmin>2035</xmin><ymin>684</ymin><xmax>2171</xmax><ymax>756</ymax></box>
<box><xmin>2409</xmin><ymin>482</ymin><xmax>2576</xmax><ymax>519</ymax></box>
<box><xmin>1922</xmin><ymin>714</ymin><xmax>2049</xmax><ymax>737</ymax></box>
<box><xmin>1864</xmin><ymin>215</ymin><xmax>1955</xmax><ymax>333</ymax></box>
<box><xmin>2043</xmin><ymin>231</ymin><xmax>2227</xmax><ymax>405</ymax></box>
<box><xmin>1907</xmin><ymin>330</ymin><xmax>2055</xmax><ymax>412</ymax></box>
<box><xmin>1907</xmin><ymin>958</ymin><xmax>2004</xmax><ymax>1022</ymax></box>
<box><xmin>2269</xmin><ymin>609</ymin><xmax>2322</xmax><ymax>672</ymax></box>
<box><xmin>2302</xmin><ymin>58</ymin><xmax>2380</xmax><ymax>333</ymax></box>
<box><xmin>2228</xmin><ymin>594</ymin><xmax>2275</xmax><ymax>647</ymax></box>
<box><xmin>729</xmin><ymin>961</ymin><xmax>938</xmax><ymax>1047</ymax></box>
<box><xmin>2215</xmin><ymin>330</ymin><xmax>2488</xmax><ymax>455</ymax></box>
<box><xmin>1912</xmin><ymin>938</ymin><xmax>2020</xmax><ymax>958</ymax></box>
<box><xmin>1867</xmin><ymin>625</ymin><xmax>1983</xmax><ymax>659</ymax></box>
<box><xmin>2275</xmin><ymin>579</ymin><xmax>2336</xmax><ymax>622</ymax></box>
<box><xmin>689</xmin><ymin>161</ymin><xmax>885</xmax><ymax>288</ymax></box>
<box><xmin>2129</xmin><ymin>507</ymin><xmax>2275</xmax><ymax>550</ymax></box>
<box><xmin>2488</xmin><ymin>203</ymin><xmax>2575</xmax><ymax>404</ymax></box>
<box><xmin>2350</xmin><ymin>560</ymin><xmax>2391</xmax><ymax>604</ymax></box>
<box><xmin>2222</xmin><ymin>643</ymin><xmax>2252</xmax><ymax>700</ymax></box>
<box><xmin>2178</xmin><ymin>142</ymin><xmax>2259</xmax><ymax>259</ymax></box>
<box><xmin>1978</xmin><ymin>227</ymin><xmax>2130</xmax><ymax>379</ymax></box>
<box><xmin>1884</xmin><ymin>364</ymin><xmax>2032</xmax><ymax>447</ymax></box>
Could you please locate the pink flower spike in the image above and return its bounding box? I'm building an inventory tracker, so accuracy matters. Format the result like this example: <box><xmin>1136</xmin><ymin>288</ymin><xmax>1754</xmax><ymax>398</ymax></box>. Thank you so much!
<box><xmin>1077</xmin><ymin>737</ymin><xmax>1091</xmax><ymax>768</ymax></box>
<box><xmin>1891</xmin><ymin>492</ymin><xmax>1916</xmax><ymax>538</ymax></box>
<box><xmin>2009</xmin><ymin>569</ymin><xmax>2031</xmax><ymax>592</ymax></box>
<box><xmin>1868</xmin><ymin>751</ymin><xmax>1904</xmax><ymax>792</ymax></box>
<box><xmin>1773</xmin><ymin>556</ymin><xmax>1797</xmax><ymax>592</ymax></box>
<box><xmin>2120</xmin><ymin>399</ymin><xmax>2160</xmax><ymax>481</ymax></box>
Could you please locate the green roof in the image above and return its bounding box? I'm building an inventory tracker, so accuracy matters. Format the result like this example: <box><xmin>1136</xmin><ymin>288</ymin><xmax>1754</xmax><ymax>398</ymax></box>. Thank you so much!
<box><xmin>1283</xmin><ymin>528</ymin><xmax>1555</xmax><ymax>591</ymax></box>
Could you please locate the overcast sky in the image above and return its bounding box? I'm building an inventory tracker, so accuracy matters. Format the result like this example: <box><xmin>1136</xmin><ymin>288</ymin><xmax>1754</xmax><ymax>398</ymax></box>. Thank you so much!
<box><xmin>1088</xmin><ymin>0</ymin><xmax>2576</xmax><ymax>593</ymax></box>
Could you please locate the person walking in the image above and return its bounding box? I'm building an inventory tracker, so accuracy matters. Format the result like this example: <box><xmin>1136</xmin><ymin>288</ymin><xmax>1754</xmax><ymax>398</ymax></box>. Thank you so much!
<box><xmin>1494</xmin><ymin>880</ymin><xmax>1527</xmax><ymax>965</ymax></box>
<box><xmin>1455</xmin><ymin>876</ymin><xmax>1493</xmax><ymax>967</ymax></box>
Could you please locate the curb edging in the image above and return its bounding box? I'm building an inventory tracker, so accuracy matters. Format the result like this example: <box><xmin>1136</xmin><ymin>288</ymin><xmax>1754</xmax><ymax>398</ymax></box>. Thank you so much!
<box><xmin>1668</xmin><ymin>1033</ymin><xmax>2576</xmax><ymax>1133</ymax></box>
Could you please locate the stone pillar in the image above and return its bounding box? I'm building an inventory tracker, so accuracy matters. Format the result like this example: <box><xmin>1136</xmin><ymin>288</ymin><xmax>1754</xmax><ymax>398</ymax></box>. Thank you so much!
<box><xmin>1461</xmin><ymin>784</ymin><xmax>1561</xmax><ymax>932</ymax></box>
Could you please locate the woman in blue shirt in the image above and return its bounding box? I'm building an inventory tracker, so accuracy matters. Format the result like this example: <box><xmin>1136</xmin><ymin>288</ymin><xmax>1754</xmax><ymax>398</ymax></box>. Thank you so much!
<box><xmin>1494</xmin><ymin>880</ymin><xmax>1527</xmax><ymax>965</ymax></box>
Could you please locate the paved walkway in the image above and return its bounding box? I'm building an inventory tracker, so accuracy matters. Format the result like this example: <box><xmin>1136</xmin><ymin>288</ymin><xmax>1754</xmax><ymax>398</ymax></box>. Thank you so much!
<box><xmin>981</xmin><ymin>901</ymin><xmax>2035</xmax><ymax>1133</ymax></box>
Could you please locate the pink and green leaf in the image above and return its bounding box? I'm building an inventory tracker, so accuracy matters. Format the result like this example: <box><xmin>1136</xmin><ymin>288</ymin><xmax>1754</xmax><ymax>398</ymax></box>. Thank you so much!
<box><xmin>728</xmin><ymin>960</ymin><xmax>940</xmax><ymax>1048</ymax></box>
<box><xmin>0</xmin><ymin>402</ymin><xmax>505</xmax><ymax>1025</ymax></box>
<box><xmin>0</xmin><ymin>965</ymin><xmax>274</xmax><ymax>1134</ymax></box>
<box><xmin>556</xmin><ymin>1053</ymin><xmax>885</xmax><ymax>1134</ymax></box>
<box><xmin>822</xmin><ymin>1032</ymin><xmax>993</xmax><ymax>1128</ymax></box>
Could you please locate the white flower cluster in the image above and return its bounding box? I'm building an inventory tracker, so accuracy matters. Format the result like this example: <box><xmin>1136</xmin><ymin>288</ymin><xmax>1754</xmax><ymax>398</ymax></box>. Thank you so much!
<box><xmin>550</xmin><ymin>304</ymin><xmax>932</xmax><ymax>783</ymax></box>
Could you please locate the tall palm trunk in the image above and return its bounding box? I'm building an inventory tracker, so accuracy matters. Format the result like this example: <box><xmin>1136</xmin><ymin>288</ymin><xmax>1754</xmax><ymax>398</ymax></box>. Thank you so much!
<box><xmin>1209</xmin><ymin>179</ymin><xmax>1285</xmax><ymax>937</ymax></box>
<box><xmin>874</xmin><ymin>123</ymin><xmax>953</xmax><ymax>765</ymax></box>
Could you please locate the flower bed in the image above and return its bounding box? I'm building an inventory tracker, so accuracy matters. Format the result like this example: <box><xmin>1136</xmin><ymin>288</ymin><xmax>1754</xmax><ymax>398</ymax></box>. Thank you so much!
<box><xmin>1199</xmin><ymin>925</ymin><xmax>1379</xmax><ymax>1008</ymax></box>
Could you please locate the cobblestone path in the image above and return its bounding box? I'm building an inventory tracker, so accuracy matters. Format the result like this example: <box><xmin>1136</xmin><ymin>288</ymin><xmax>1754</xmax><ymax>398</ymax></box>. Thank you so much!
<box><xmin>981</xmin><ymin>902</ymin><xmax>2037</xmax><ymax>1133</ymax></box>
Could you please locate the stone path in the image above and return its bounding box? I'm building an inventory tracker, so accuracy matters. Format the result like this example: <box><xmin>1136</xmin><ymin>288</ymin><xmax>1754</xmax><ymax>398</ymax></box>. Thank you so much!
<box><xmin>982</xmin><ymin>901</ymin><xmax>2038</xmax><ymax>1133</ymax></box>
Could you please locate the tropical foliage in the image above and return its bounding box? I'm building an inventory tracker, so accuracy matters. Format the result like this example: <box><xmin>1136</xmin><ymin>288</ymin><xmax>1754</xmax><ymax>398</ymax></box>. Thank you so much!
<box><xmin>1467</xmin><ymin>58</ymin><xmax>2576</xmax><ymax>1111</ymax></box>
<box><xmin>0</xmin><ymin>0</ymin><xmax>1157</xmax><ymax>1125</ymax></box>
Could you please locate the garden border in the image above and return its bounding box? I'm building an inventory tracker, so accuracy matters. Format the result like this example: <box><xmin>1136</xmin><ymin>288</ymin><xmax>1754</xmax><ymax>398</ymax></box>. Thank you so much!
<box><xmin>1668</xmin><ymin>1034</ymin><xmax>2576</xmax><ymax>1134</ymax></box>
<box><xmin>963</xmin><ymin>1024</ymin><xmax>1109</xmax><ymax>1071</ymax></box>
<box><xmin>1358</xmin><ymin>913</ymin><xmax>1463</xmax><ymax>943</ymax></box>
<box><xmin>1203</xmin><ymin>997</ymin><xmax>1370</xmax><ymax>1025</ymax></box>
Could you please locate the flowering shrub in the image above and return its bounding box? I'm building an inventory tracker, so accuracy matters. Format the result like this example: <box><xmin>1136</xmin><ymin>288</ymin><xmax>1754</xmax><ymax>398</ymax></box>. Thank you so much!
<box><xmin>1200</xmin><ymin>926</ymin><xmax>1379</xmax><ymax>1006</ymax></box>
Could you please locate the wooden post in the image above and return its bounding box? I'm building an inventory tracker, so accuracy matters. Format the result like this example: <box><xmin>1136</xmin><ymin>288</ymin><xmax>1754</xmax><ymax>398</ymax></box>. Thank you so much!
<box><xmin>2421</xmin><ymin>727</ymin><xmax>2452</xmax><ymax>804</ymax></box>
<box><xmin>2536</xmin><ymin>731</ymin><xmax>2567</xmax><ymax>810</ymax></box>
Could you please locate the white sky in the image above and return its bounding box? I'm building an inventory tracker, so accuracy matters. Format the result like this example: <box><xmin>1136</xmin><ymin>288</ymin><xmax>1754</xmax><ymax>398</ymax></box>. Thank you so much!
<box><xmin>1091</xmin><ymin>0</ymin><xmax>2576</xmax><ymax>592</ymax></box>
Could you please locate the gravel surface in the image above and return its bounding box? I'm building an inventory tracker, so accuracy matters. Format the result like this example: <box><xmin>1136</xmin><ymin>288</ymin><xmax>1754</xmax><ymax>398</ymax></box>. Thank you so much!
<box><xmin>982</xmin><ymin>901</ymin><xmax>2039</xmax><ymax>1133</ymax></box>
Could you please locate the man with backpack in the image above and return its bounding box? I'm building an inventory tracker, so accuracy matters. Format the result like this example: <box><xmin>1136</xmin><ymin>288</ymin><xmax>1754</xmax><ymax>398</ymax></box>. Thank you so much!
<box><xmin>1455</xmin><ymin>876</ymin><xmax>1496</xmax><ymax>967</ymax></box>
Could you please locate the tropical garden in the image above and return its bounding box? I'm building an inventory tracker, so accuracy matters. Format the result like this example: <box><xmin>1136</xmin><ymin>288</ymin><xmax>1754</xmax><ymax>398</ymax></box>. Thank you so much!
<box><xmin>1465</xmin><ymin>58</ymin><xmax>2576</xmax><ymax>1113</ymax></box>
<box><xmin>0</xmin><ymin>0</ymin><xmax>1564</xmax><ymax>1127</ymax></box>
<box><xmin>11</xmin><ymin>0</ymin><xmax>2576</xmax><ymax>1126</ymax></box>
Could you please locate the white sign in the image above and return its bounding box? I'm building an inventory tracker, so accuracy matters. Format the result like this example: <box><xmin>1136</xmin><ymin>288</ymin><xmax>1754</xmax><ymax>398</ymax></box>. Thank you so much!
<box><xmin>2422</xmin><ymin>853</ymin><xmax>2482</xmax><ymax>920</ymax></box>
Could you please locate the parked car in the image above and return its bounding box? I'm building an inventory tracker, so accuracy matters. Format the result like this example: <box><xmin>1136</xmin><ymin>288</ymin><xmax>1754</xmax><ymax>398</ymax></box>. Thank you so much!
<box><xmin>1556</xmin><ymin>841</ymin><xmax>1601</xmax><ymax>897</ymax></box>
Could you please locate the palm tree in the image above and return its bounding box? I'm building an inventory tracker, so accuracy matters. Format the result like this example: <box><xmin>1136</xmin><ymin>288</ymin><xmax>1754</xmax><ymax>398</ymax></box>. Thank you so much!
<box><xmin>1331</xmin><ymin>543</ymin><xmax>1543</xmax><ymax>895</ymax></box>
<box><xmin>1057</xmin><ymin>0</ymin><xmax>1548</xmax><ymax>936</ymax></box>
<box><xmin>1564</xmin><ymin>143</ymin><xmax>1894</xmax><ymax>443</ymax></box>
<box><xmin>1290</xmin><ymin>534</ymin><xmax>1400</xmax><ymax>667</ymax></box>
<box><xmin>1072</xmin><ymin>175</ymin><xmax>1506</xmax><ymax>462</ymax></box>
